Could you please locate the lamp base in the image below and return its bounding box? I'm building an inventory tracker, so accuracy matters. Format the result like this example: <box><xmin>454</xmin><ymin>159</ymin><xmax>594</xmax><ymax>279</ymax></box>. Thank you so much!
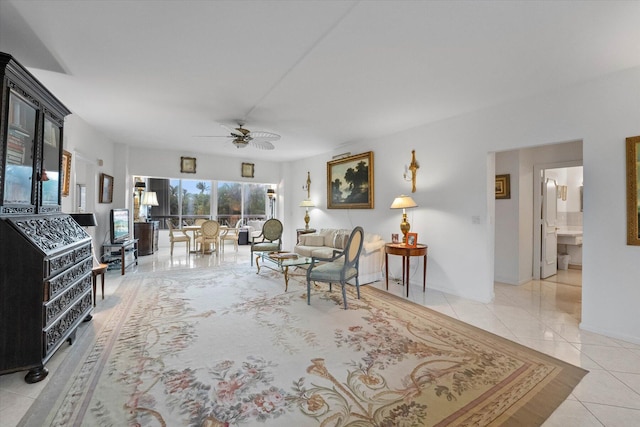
<box><xmin>304</xmin><ymin>209</ymin><xmax>311</xmax><ymax>230</ymax></box>
<box><xmin>400</xmin><ymin>213</ymin><xmax>410</xmax><ymax>243</ymax></box>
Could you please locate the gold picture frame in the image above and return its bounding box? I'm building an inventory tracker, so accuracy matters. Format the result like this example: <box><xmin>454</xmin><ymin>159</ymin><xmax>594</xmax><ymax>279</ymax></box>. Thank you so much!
<box><xmin>181</xmin><ymin>156</ymin><xmax>196</xmax><ymax>173</ymax></box>
<box><xmin>327</xmin><ymin>151</ymin><xmax>374</xmax><ymax>209</ymax></box>
<box><xmin>495</xmin><ymin>174</ymin><xmax>511</xmax><ymax>199</ymax></box>
<box><xmin>626</xmin><ymin>136</ymin><xmax>640</xmax><ymax>245</ymax></box>
<box><xmin>61</xmin><ymin>150</ymin><xmax>71</xmax><ymax>197</ymax></box>
<box><xmin>99</xmin><ymin>173</ymin><xmax>113</xmax><ymax>203</ymax></box>
<box><xmin>242</xmin><ymin>162</ymin><xmax>254</xmax><ymax>178</ymax></box>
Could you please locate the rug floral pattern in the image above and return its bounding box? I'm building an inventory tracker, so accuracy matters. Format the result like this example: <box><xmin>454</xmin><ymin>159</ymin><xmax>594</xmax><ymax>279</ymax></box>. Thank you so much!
<box><xmin>45</xmin><ymin>266</ymin><xmax>586</xmax><ymax>426</ymax></box>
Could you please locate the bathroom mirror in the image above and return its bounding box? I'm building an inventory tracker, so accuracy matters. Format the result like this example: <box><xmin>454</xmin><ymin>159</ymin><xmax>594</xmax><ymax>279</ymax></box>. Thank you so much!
<box><xmin>626</xmin><ymin>136</ymin><xmax>640</xmax><ymax>245</ymax></box>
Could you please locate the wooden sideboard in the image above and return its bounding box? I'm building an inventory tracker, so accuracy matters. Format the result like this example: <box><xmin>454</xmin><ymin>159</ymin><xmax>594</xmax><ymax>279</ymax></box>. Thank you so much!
<box><xmin>134</xmin><ymin>221</ymin><xmax>159</xmax><ymax>256</ymax></box>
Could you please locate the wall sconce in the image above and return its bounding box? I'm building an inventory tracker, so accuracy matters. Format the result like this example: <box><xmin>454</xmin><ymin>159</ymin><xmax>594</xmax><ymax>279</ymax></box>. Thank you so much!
<box><xmin>302</xmin><ymin>171</ymin><xmax>311</xmax><ymax>198</ymax></box>
<box><xmin>402</xmin><ymin>150</ymin><xmax>419</xmax><ymax>193</ymax></box>
<box><xmin>390</xmin><ymin>194</ymin><xmax>418</xmax><ymax>243</ymax></box>
<box><xmin>267</xmin><ymin>188</ymin><xmax>276</xmax><ymax>218</ymax></box>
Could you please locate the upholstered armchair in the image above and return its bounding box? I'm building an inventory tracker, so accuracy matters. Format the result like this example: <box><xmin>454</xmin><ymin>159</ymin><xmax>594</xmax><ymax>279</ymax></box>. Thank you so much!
<box><xmin>306</xmin><ymin>226</ymin><xmax>364</xmax><ymax>309</ymax></box>
<box><xmin>250</xmin><ymin>219</ymin><xmax>283</xmax><ymax>265</ymax></box>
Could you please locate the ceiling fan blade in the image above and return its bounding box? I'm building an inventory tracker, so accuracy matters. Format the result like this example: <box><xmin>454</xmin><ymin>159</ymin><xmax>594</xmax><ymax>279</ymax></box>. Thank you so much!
<box><xmin>251</xmin><ymin>140</ymin><xmax>275</xmax><ymax>150</ymax></box>
<box><xmin>247</xmin><ymin>130</ymin><xmax>280</xmax><ymax>141</ymax></box>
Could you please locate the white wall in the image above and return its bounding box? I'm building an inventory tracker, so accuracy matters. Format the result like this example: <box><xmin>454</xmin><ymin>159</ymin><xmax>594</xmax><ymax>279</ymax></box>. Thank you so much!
<box><xmin>287</xmin><ymin>66</ymin><xmax>640</xmax><ymax>342</ymax></box>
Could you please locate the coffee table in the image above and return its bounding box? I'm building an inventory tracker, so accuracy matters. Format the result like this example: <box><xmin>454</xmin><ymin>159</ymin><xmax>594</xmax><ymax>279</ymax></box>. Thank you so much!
<box><xmin>255</xmin><ymin>251</ymin><xmax>312</xmax><ymax>291</ymax></box>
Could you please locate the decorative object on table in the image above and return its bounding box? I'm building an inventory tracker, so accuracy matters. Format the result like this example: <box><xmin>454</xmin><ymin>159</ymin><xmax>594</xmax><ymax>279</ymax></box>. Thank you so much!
<box><xmin>327</xmin><ymin>151</ymin><xmax>374</xmax><ymax>209</ymax></box>
<box><xmin>626</xmin><ymin>135</ymin><xmax>640</xmax><ymax>245</ymax></box>
<box><xmin>406</xmin><ymin>232</ymin><xmax>418</xmax><ymax>247</ymax></box>
<box><xmin>250</xmin><ymin>218</ymin><xmax>283</xmax><ymax>265</ymax></box>
<box><xmin>241</xmin><ymin>162</ymin><xmax>254</xmax><ymax>178</ymax></box>
<box><xmin>390</xmin><ymin>194</ymin><xmax>418</xmax><ymax>243</ymax></box>
<box><xmin>180</xmin><ymin>156</ymin><xmax>196</xmax><ymax>173</ymax></box>
<box><xmin>307</xmin><ymin>226</ymin><xmax>364</xmax><ymax>309</ymax></box>
<box><xmin>140</xmin><ymin>191</ymin><xmax>159</xmax><ymax>221</ymax></box>
<box><xmin>267</xmin><ymin>188</ymin><xmax>276</xmax><ymax>218</ymax></box>
<box><xmin>299</xmin><ymin>199</ymin><xmax>315</xmax><ymax>230</ymax></box>
<box><xmin>99</xmin><ymin>173</ymin><xmax>113</xmax><ymax>203</ymax></box>
<box><xmin>391</xmin><ymin>233</ymin><xmax>399</xmax><ymax>244</ymax></box>
<box><xmin>61</xmin><ymin>150</ymin><xmax>71</xmax><ymax>197</ymax></box>
<box><xmin>299</xmin><ymin>171</ymin><xmax>315</xmax><ymax>228</ymax></box>
<box><xmin>403</xmin><ymin>149</ymin><xmax>419</xmax><ymax>193</ymax></box>
<box><xmin>194</xmin><ymin>123</ymin><xmax>280</xmax><ymax>150</ymax></box>
<box><xmin>268</xmin><ymin>251</ymin><xmax>298</xmax><ymax>260</ymax></box>
<box><xmin>495</xmin><ymin>174</ymin><xmax>511</xmax><ymax>199</ymax></box>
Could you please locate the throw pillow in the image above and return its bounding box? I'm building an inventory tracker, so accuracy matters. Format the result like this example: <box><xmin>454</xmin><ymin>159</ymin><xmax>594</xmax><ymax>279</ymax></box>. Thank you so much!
<box><xmin>333</xmin><ymin>231</ymin><xmax>349</xmax><ymax>250</ymax></box>
<box><xmin>304</xmin><ymin>235</ymin><xmax>325</xmax><ymax>247</ymax></box>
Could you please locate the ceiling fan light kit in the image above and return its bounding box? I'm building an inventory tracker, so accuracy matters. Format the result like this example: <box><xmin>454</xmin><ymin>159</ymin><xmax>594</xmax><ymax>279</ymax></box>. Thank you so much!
<box><xmin>196</xmin><ymin>123</ymin><xmax>280</xmax><ymax>150</ymax></box>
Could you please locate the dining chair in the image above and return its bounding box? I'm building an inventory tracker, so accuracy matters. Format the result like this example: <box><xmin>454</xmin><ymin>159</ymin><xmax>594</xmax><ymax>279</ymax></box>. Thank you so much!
<box><xmin>220</xmin><ymin>219</ymin><xmax>242</xmax><ymax>253</ymax></box>
<box><xmin>250</xmin><ymin>218</ymin><xmax>283</xmax><ymax>265</ymax></box>
<box><xmin>306</xmin><ymin>226</ymin><xmax>364</xmax><ymax>309</ymax></box>
<box><xmin>195</xmin><ymin>220</ymin><xmax>220</xmax><ymax>254</ymax></box>
<box><xmin>167</xmin><ymin>219</ymin><xmax>190</xmax><ymax>256</ymax></box>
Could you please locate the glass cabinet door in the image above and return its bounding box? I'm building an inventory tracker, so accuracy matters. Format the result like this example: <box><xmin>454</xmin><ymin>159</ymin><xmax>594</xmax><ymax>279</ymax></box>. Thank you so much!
<box><xmin>41</xmin><ymin>117</ymin><xmax>61</xmax><ymax>206</ymax></box>
<box><xmin>3</xmin><ymin>91</ymin><xmax>37</xmax><ymax>206</ymax></box>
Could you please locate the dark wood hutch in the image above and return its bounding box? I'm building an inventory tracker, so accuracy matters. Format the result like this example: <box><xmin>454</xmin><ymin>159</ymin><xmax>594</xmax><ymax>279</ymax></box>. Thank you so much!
<box><xmin>0</xmin><ymin>52</ymin><xmax>93</xmax><ymax>383</ymax></box>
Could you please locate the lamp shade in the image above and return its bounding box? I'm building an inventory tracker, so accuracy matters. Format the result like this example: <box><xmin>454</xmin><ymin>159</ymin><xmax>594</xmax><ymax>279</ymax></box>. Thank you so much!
<box><xmin>141</xmin><ymin>191</ymin><xmax>159</xmax><ymax>206</ymax></box>
<box><xmin>267</xmin><ymin>188</ymin><xmax>276</xmax><ymax>198</ymax></box>
<box><xmin>70</xmin><ymin>213</ymin><xmax>98</xmax><ymax>227</ymax></box>
<box><xmin>134</xmin><ymin>181</ymin><xmax>146</xmax><ymax>190</ymax></box>
<box><xmin>299</xmin><ymin>199</ymin><xmax>315</xmax><ymax>208</ymax></box>
<box><xmin>390</xmin><ymin>195</ymin><xmax>417</xmax><ymax>209</ymax></box>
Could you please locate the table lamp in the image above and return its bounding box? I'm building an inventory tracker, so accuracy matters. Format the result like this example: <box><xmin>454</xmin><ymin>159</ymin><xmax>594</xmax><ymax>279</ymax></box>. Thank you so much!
<box><xmin>390</xmin><ymin>195</ymin><xmax>417</xmax><ymax>243</ymax></box>
<box><xmin>299</xmin><ymin>199</ymin><xmax>315</xmax><ymax>230</ymax></box>
<box><xmin>141</xmin><ymin>191</ymin><xmax>159</xmax><ymax>222</ymax></box>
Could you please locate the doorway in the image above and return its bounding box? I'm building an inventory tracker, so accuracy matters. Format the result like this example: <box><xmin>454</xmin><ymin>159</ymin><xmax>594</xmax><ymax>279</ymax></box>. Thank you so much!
<box><xmin>533</xmin><ymin>162</ymin><xmax>583</xmax><ymax>285</ymax></box>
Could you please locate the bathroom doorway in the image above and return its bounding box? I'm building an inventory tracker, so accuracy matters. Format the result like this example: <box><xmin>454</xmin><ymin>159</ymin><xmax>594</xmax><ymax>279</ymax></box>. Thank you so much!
<box><xmin>533</xmin><ymin>162</ymin><xmax>583</xmax><ymax>286</ymax></box>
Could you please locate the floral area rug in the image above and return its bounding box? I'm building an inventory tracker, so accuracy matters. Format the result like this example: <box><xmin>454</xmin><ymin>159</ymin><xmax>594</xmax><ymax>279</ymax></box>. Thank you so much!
<box><xmin>24</xmin><ymin>265</ymin><xmax>587</xmax><ymax>426</ymax></box>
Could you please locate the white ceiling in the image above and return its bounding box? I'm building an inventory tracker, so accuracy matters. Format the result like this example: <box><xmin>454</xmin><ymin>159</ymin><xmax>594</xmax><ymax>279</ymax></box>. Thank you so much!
<box><xmin>1</xmin><ymin>0</ymin><xmax>639</xmax><ymax>161</ymax></box>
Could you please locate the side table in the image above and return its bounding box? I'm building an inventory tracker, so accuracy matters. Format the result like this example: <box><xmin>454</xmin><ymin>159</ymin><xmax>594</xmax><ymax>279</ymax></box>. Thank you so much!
<box><xmin>385</xmin><ymin>243</ymin><xmax>428</xmax><ymax>297</ymax></box>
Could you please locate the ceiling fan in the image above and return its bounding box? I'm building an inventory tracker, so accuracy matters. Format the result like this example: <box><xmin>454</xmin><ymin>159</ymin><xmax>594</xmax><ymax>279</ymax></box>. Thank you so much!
<box><xmin>195</xmin><ymin>123</ymin><xmax>280</xmax><ymax>150</ymax></box>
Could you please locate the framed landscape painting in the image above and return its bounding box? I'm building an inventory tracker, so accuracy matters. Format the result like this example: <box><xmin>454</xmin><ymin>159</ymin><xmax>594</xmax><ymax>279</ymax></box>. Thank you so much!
<box><xmin>327</xmin><ymin>151</ymin><xmax>374</xmax><ymax>209</ymax></box>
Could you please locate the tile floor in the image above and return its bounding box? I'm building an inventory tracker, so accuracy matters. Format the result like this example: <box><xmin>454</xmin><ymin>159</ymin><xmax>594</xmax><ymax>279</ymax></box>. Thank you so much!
<box><xmin>2</xmin><ymin>245</ymin><xmax>640</xmax><ymax>426</ymax></box>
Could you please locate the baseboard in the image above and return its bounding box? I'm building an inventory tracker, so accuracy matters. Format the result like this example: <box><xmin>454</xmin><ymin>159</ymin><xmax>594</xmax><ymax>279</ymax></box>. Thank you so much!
<box><xmin>568</xmin><ymin>264</ymin><xmax>582</xmax><ymax>270</ymax></box>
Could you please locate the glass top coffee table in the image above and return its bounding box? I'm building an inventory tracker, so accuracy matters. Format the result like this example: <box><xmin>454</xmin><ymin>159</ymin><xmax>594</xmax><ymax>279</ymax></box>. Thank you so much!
<box><xmin>255</xmin><ymin>251</ymin><xmax>312</xmax><ymax>291</ymax></box>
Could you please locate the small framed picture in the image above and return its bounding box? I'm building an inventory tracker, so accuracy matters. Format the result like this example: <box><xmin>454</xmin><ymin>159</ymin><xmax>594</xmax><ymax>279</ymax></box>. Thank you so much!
<box><xmin>406</xmin><ymin>232</ymin><xmax>418</xmax><ymax>247</ymax></box>
<box><xmin>181</xmin><ymin>156</ymin><xmax>197</xmax><ymax>173</ymax></box>
<box><xmin>242</xmin><ymin>162</ymin><xmax>254</xmax><ymax>178</ymax></box>
<box><xmin>391</xmin><ymin>233</ymin><xmax>399</xmax><ymax>243</ymax></box>
<box><xmin>99</xmin><ymin>173</ymin><xmax>113</xmax><ymax>204</ymax></box>
<box><xmin>495</xmin><ymin>174</ymin><xmax>510</xmax><ymax>199</ymax></box>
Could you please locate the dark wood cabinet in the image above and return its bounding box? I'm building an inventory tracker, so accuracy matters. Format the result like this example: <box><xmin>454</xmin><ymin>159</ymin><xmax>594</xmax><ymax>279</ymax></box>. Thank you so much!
<box><xmin>134</xmin><ymin>221</ymin><xmax>158</xmax><ymax>255</ymax></box>
<box><xmin>0</xmin><ymin>53</ymin><xmax>90</xmax><ymax>383</ymax></box>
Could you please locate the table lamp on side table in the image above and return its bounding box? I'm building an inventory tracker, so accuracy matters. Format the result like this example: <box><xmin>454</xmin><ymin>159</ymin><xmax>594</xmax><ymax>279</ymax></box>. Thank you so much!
<box><xmin>390</xmin><ymin>195</ymin><xmax>417</xmax><ymax>243</ymax></box>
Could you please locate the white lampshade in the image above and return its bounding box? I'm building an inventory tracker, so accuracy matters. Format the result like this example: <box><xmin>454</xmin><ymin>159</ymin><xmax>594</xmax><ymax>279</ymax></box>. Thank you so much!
<box><xmin>141</xmin><ymin>191</ymin><xmax>159</xmax><ymax>206</ymax></box>
<box><xmin>390</xmin><ymin>195</ymin><xmax>417</xmax><ymax>209</ymax></box>
<box><xmin>299</xmin><ymin>199</ymin><xmax>315</xmax><ymax>208</ymax></box>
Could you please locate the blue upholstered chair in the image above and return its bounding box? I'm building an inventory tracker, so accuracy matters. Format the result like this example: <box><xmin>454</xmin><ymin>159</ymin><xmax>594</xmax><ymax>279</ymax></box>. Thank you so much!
<box><xmin>306</xmin><ymin>226</ymin><xmax>364</xmax><ymax>309</ymax></box>
<box><xmin>250</xmin><ymin>219</ymin><xmax>283</xmax><ymax>265</ymax></box>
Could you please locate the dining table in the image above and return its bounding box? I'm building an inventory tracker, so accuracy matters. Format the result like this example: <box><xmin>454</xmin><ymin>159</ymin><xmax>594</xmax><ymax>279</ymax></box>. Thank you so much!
<box><xmin>181</xmin><ymin>224</ymin><xmax>228</xmax><ymax>253</ymax></box>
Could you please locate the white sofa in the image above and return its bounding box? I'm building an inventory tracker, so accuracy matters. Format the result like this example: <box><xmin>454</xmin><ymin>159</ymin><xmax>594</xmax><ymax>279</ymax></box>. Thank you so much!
<box><xmin>245</xmin><ymin>220</ymin><xmax>266</xmax><ymax>242</ymax></box>
<box><xmin>294</xmin><ymin>228</ymin><xmax>385</xmax><ymax>284</ymax></box>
